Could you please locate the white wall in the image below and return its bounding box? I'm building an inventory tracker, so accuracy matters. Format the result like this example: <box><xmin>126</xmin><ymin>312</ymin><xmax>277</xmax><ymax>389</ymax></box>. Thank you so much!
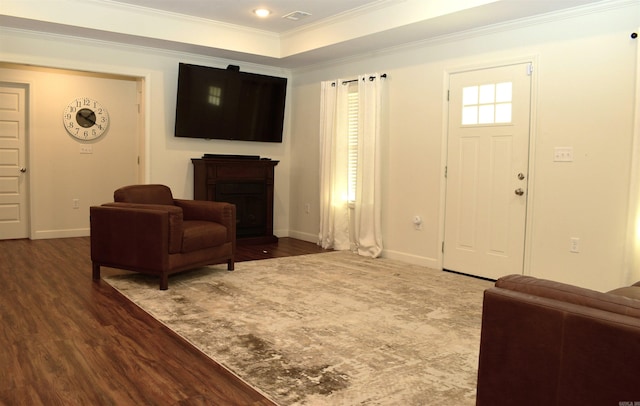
<box><xmin>0</xmin><ymin>30</ymin><xmax>294</xmax><ymax>238</ymax></box>
<box><xmin>289</xmin><ymin>2</ymin><xmax>640</xmax><ymax>291</ymax></box>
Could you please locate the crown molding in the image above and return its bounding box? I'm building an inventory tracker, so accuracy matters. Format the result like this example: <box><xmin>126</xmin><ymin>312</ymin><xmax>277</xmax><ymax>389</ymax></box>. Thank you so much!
<box><xmin>291</xmin><ymin>0</ymin><xmax>637</xmax><ymax>73</ymax></box>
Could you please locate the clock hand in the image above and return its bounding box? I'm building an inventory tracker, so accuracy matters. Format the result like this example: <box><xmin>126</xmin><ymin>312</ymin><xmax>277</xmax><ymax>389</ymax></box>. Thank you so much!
<box><xmin>84</xmin><ymin>112</ymin><xmax>95</xmax><ymax>123</ymax></box>
<box><xmin>77</xmin><ymin>108</ymin><xmax>96</xmax><ymax>126</ymax></box>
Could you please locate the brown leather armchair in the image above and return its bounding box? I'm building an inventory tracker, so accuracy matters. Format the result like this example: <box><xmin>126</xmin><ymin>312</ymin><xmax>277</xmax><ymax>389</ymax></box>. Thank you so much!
<box><xmin>90</xmin><ymin>184</ymin><xmax>236</xmax><ymax>290</ymax></box>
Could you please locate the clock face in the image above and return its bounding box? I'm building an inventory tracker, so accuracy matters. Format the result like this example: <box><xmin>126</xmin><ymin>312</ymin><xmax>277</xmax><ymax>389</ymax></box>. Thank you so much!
<box><xmin>63</xmin><ymin>97</ymin><xmax>109</xmax><ymax>140</ymax></box>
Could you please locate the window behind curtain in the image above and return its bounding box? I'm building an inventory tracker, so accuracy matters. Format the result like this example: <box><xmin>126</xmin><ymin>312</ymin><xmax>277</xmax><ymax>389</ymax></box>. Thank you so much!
<box><xmin>347</xmin><ymin>83</ymin><xmax>359</xmax><ymax>203</ymax></box>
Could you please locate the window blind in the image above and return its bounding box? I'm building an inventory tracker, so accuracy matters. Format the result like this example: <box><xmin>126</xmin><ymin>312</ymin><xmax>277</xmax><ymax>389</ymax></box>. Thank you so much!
<box><xmin>347</xmin><ymin>85</ymin><xmax>359</xmax><ymax>202</ymax></box>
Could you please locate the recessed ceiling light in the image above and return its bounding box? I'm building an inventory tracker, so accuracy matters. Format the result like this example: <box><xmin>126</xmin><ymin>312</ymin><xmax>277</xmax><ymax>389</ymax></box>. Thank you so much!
<box><xmin>253</xmin><ymin>8</ymin><xmax>271</xmax><ymax>18</ymax></box>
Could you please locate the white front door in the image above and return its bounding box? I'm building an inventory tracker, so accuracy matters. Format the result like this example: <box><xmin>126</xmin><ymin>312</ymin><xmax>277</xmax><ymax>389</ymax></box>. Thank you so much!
<box><xmin>443</xmin><ymin>63</ymin><xmax>532</xmax><ymax>280</ymax></box>
<box><xmin>0</xmin><ymin>84</ymin><xmax>29</xmax><ymax>240</ymax></box>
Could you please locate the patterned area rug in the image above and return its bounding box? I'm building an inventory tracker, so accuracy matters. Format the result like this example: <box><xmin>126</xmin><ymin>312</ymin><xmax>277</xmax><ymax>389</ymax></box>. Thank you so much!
<box><xmin>104</xmin><ymin>251</ymin><xmax>492</xmax><ymax>405</ymax></box>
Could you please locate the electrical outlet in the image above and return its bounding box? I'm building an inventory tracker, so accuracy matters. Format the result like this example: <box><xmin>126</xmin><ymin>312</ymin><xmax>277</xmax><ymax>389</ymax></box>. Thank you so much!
<box><xmin>80</xmin><ymin>145</ymin><xmax>93</xmax><ymax>154</ymax></box>
<box><xmin>554</xmin><ymin>147</ymin><xmax>573</xmax><ymax>162</ymax></box>
<box><xmin>570</xmin><ymin>237</ymin><xmax>580</xmax><ymax>253</ymax></box>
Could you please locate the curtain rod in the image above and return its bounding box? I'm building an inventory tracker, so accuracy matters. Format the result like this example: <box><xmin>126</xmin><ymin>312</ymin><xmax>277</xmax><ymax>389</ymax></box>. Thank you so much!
<box><xmin>341</xmin><ymin>73</ymin><xmax>387</xmax><ymax>85</ymax></box>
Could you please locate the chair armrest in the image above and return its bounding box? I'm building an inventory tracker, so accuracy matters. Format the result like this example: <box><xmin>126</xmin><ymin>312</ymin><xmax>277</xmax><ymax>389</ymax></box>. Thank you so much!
<box><xmin>91</xmin><ymin>205</ymin><xmax>169</xmax><ymax>271</ymax></box>
<box><xmin>174</xmin><ymin>200</ymin><xmax>235</xmax><ymax>227</ymax></box>
<box><xmin>92</xmin><ymin>202</ymin><xmax>183</xmax><ymax>254</ymax></box>
<box><xmin>174</xmin><ymin>199</ymin><xmax>236</xmax><ymax>246</ymax></box>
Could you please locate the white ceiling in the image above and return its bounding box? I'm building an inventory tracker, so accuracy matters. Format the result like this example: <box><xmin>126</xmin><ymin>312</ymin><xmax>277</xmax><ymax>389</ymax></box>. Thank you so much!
<box><xmin>109</xmin><ymin>0</ymin><xmax>385</xmax><ymax>33</ymax></box>
<box><xmin>0</xmin><ymin>0</ymin><xmax>609</xmax><ymax>68</ymax></box>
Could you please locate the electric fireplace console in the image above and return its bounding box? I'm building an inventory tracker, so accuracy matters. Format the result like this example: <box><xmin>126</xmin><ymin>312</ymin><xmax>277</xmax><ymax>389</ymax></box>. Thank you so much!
<box><xmin>192</xmin><ymin>157</ymin><xmax>279</xmax><ymax>244</ymax></box>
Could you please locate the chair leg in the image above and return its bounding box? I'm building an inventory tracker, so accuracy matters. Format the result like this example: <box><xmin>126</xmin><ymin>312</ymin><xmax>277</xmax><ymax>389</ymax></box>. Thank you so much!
<box><xmin>159</xmin><ymin>272</ymin><xmax>169</xmax><ymax>290</ymax></box>
<box><xmin>227</xmin><ymin>259</ymin><xmax>234</xmax><ymax>271</ymax></box>
<box><xmin>92</xmin><ymin>263</ymin><xmax>101</xmax><ymax>281</ymax></box>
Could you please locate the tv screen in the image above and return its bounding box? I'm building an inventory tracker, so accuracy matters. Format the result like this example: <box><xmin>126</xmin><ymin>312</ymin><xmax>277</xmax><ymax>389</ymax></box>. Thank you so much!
<box><xmin>174</xmin><ymin>63</ymin><xmax>287</xmax><ymax>142</ymax></box>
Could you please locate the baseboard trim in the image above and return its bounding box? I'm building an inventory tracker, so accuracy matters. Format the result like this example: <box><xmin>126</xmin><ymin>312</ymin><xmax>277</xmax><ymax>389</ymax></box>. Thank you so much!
<box><xmin>33</xmin><ymin>228</ymin><xmax>89</xmax><ymax>240</ymax></box>
<box><xmin>382</xmin><ymin>249</ymin><xmax>440</xmax><ymax>269</ymax></box>
<box><xmin>287</xmin><ymin>230</ymin><xmax>318</xmax><ymax>244</ymax></box>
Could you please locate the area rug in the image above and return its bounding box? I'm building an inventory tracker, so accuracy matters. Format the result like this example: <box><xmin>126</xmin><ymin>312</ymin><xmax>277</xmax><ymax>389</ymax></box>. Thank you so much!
<box><xmin>104</xmin><ymin>251</ymin><xmax>493</xmax><ymax>405</ymax></box>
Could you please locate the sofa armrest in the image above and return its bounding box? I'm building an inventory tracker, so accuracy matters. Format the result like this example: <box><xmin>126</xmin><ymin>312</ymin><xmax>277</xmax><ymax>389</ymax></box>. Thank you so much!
<box><xmin>477</xmin><ymin>286</ymin><xmax>640</xmax><ymax>406</ymax></box>
<box><xmin>495</xmin><ymin>274</ymin><xmax>640</xmax><ymax>318</ymax></box>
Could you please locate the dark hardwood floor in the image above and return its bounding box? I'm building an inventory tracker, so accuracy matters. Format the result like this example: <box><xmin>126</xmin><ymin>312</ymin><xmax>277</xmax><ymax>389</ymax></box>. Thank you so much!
<box><xmin>0</xmin><ymin>237</ymin><xmax>330</xmax><ymax>405</ymax></box>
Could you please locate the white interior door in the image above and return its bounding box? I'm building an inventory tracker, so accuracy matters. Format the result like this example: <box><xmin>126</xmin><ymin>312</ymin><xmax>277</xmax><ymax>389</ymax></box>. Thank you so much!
<box><xmin>443</xmin><ymin>63</ymin><xmax>532</xmax><ymax>280</ymax></box>
<box><xmin>0</xmin><ymin>84</ymin><xmax>28</xmax><ymax>240</ymax></box>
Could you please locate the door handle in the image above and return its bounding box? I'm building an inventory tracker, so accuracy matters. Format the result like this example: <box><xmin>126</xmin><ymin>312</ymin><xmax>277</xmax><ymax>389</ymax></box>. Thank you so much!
<box><xmin>20</xmin><ymin>167</ymin><xmax>27</xmax><ymax>173</ymax></box>
<box><xmin>515</xmin><ymin>188</ymin><xmax>524</xmax><ymax>196</ymax></box>
<box><xmin>517</xmin><ymin>172</ymin><xmax>525</xmax><ymax>180</ymax></box>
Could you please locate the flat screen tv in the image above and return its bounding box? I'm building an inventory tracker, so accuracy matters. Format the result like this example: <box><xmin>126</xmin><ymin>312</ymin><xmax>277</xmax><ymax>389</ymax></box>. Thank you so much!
<box><xmin>174</xmin><ymin>63</ymin><xmax>287</xmax><ymax>142</ymax></box>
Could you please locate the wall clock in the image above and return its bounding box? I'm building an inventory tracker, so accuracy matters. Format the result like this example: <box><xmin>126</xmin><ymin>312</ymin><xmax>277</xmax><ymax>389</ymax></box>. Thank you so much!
<box><xmin>63</xmin><ymin>97</ymin><xmax>109</xmax><ymax>140</ymax></box>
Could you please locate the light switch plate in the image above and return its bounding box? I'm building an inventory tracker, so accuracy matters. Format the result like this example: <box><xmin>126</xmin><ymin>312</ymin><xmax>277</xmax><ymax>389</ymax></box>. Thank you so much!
<box><xmin>554</xmin><ymin>147</ymin><xmax>573</xmax><ymax>162</ymax></box>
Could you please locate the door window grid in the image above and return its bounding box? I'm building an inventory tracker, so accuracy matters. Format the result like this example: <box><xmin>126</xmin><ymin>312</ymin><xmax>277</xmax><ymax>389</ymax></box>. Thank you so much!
<box><xmin>462</xmin><ymin>82</ymin><xmax>512</xmax><ymax>125</ymax></box>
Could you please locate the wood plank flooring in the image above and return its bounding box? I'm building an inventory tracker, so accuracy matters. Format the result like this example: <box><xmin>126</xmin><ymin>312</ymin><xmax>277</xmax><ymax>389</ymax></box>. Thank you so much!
<box><xmin>0</xmin><ymin>237</ymin><xmax>329</xmax><ymax>405</ymax></box>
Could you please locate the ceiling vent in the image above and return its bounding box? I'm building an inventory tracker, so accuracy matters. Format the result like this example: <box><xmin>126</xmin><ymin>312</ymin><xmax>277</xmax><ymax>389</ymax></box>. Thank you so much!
<box><xmin>282</xmin><ymin>11</ymin><xmax>311</xmax><ymax>21</ymax></box>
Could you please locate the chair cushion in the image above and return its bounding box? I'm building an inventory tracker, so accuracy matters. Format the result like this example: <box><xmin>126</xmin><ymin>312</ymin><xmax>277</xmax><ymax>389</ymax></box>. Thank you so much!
<box><xmin>181</xmin><ymin>221</ymin><xmax>228</xmax><ymax>253</ymax></box>
<box><xmin>114</xmin><ymin>184</ymin><xmax>175</xmax><ymax>205</ymax></box>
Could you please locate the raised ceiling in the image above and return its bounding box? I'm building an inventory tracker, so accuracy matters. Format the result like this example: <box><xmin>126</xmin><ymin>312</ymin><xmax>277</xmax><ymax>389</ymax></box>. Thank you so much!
<box><xmin>110</xmin><ymin>0</ymin><xmax>385</xmax><ymax>33</ymax></box>
<box><xmin>0</xmin><ymin>0</ymin><xmax>609</xmax><ymax>68</ymax></box>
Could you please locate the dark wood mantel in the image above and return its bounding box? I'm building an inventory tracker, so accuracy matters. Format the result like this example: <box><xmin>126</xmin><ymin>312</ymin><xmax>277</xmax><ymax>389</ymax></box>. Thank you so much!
<box><xmin>192</xmin><ymin>158</ymin><xmax>279</xmax><ymax>244</ymax></box>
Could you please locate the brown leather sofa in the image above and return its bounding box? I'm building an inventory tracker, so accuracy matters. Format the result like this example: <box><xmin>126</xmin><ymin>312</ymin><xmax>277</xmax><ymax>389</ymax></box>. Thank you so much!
<box><xmin>476</xmin><ymin>275</ymin><xmax>640</xmax><ymax>405</ymax></box>
<box><xmin>90</xmin><ymin>184</ymin><xmax>236</xmax><ymax>290</ymax></box>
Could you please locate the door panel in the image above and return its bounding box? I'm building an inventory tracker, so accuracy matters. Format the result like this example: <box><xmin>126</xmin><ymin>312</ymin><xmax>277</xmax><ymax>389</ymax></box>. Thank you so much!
<box><xmin>0</xmin><ymin>85</ymin><xmax>28</xmax><ymax>239</ymax></box>
<box><xmin>456</xmin><ymin>138</ymin><xmax>479</xmax><ymax>249</ymax></box>
<box><xmin>444</xmin><ymin>63</ymin><xmax>531</xmax><ymax>280</ymax></box>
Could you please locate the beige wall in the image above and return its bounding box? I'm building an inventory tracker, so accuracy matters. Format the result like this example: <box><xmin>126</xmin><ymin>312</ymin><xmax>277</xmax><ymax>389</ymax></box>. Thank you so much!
<box><xmin>0</xmin><ymin>65</ymin><xmax>140</xmax><ymax>238</ymax></box>
<box><xmin>289</xmin><ymin>2</ymin><xmax>640</xmax><ymax>291</ymax></box>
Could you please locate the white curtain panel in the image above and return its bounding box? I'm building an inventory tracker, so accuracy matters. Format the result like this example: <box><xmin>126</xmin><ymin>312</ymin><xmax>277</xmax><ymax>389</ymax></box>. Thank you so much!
<box><xmin>318</xmin><ymin>75</ymin><xmax>385</xmax><ymax>257</ymax></box>
<box><xmin>318</xmin><ymin>80</ymin><xmax>351</xmax><ymax>250</ymax></box>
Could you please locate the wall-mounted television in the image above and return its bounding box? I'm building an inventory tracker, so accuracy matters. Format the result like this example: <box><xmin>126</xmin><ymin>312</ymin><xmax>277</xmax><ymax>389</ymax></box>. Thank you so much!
<box><xmin>174</xmin><ymin>63</ymin><xmax>287</xmax><ymax>143</ymax></box>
